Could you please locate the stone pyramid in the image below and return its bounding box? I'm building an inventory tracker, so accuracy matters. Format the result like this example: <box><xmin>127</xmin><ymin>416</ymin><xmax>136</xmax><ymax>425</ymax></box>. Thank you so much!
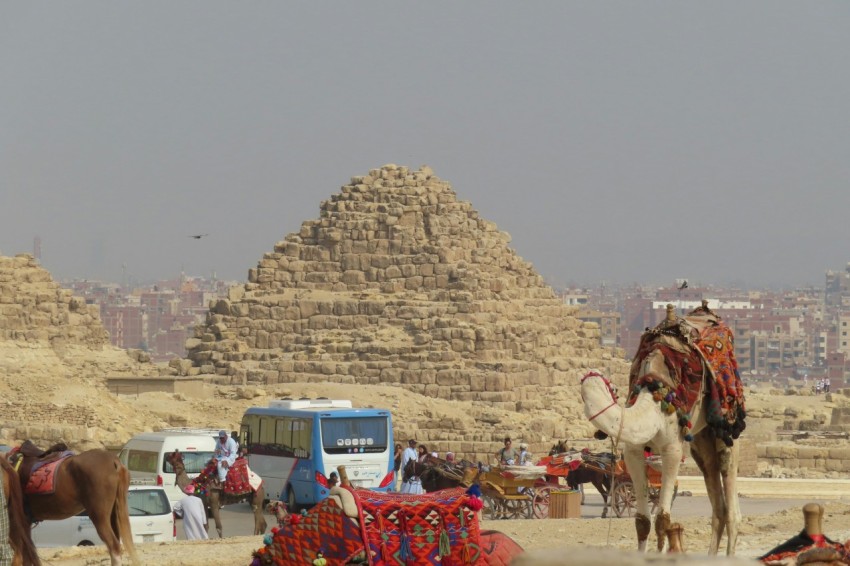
<box><xmin>187</xmin><ymin>165</ymin><xmax>628</xmax><ymax>415</ymax></box>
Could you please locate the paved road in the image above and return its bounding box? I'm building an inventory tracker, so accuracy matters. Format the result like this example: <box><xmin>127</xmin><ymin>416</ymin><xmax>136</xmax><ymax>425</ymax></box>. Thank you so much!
<box><xmin>178</xmin><ymin>489</ymin><xmax>826</xmax><ymax>540</ymax></box>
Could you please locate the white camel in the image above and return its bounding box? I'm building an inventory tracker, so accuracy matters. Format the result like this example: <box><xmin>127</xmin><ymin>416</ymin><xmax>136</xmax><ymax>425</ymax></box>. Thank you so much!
<box><xmin>580</xmin><ymin>313</ymin><xmax>741</xmax><ymax>555</ymax></box>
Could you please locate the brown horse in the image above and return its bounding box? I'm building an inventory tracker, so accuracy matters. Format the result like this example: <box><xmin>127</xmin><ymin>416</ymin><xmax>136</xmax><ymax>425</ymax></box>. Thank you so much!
<box><xmin>166</xmin><ymin>450</ymin><xmax>266</xmax><ymax>537</ymax></box>
<box><xmin>12</xmin><ymin>449</ymin><xmax>137</xmax><ymax>566</ymax></box>
<box><xmin>0</xmin><ymin>458</ymin><xmax>41</xmax><ymax>566</ymax></box>
<box><xmin>403</xmin><ymin>458</ymin><xmax>478</xmax><ymax>493</ymax></box>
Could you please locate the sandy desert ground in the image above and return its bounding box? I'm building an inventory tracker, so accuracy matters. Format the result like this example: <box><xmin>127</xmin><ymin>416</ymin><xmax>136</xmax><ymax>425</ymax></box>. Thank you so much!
<box><xmin>34</xmin><ymin>481</ymin><xmax>850</xmax><ymax>566</ymax></box>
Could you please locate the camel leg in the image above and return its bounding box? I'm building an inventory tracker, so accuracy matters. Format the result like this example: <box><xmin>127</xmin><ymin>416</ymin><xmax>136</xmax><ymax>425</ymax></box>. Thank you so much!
<box><xmin>209</xmin><ymin>489</ymin><xmax>224</xmax><ymax>538</ymax></box>
<box><xmin>691</xmin><ymin>431</ymin><xmax>726</xmax><ymax>555</ymax></box>
<box><xmin>624</xmin><ymin>444</ymin><xmax>650</xmax><ymax>552</ymax></box>
<box><xmin>721</xmin><ymin>441</ymin><xmax>740</xmax><ymax>555</ymax></box>
<box><xmin>653</xmin><ymin>441</ymin><xmax>683</xmax><ymax>552</ymax></box>
<box><xmin>253</xmin><ymin>489</ymin><xmax>268</xmax><ymax>535</ymax></box>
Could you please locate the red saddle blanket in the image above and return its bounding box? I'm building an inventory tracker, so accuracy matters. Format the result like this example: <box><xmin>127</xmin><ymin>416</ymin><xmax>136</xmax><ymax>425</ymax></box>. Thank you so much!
<box><xmin>25</xmin><ymin>453</ymin><xmax>73</xmax><ymax>495</ymax></box>
<box><xmin>195</xmin><ymin>458</ymin><xmax>255</xmax><ymax>496</ymax></box>
<box><xmin>223</xmin><ymin>458</ymin><xmax>254</xmax><ymax>496</ymax></box>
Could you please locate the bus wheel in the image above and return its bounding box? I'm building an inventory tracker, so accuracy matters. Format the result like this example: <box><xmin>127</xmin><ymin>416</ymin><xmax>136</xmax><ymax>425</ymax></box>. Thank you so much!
<box><xmin>287</xmin><ymin>488</ymin><xmax>298</xmax><ymax>514</ymax></box>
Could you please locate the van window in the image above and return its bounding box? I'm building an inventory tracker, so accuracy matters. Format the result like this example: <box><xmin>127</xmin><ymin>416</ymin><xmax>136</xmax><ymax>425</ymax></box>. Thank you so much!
<box><xmin>163</xmin><ymin>452</ymin><xmax>215</xmax><ymax>474</ymax></box>
<box><xmin>128</xmin><ymin>489</ymin><xmax>170</xmax><ymax>517</ymax></box>
<box><xmin>127</xmin><ymin>450</ymin><xmax>159</xmax><ymax>473</ymax></box>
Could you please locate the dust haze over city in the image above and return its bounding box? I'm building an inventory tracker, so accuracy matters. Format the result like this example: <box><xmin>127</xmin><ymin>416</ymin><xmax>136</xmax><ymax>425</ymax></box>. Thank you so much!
<box><xmin>2</xmin><ymin>3</ymin><xmax>850</xmax><ymax>290</ymax></box>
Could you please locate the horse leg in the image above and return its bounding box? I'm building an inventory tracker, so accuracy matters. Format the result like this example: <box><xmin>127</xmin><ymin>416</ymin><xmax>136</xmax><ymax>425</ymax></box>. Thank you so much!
<box><xmin>592</xmin><ymin>474</ymin><xmax>609</xmax><ymax>518</ymax></box>
<box><xmin>624</xmin><ymin>444</ymin><xmax>650</xmax><ymax>552</ymax></box>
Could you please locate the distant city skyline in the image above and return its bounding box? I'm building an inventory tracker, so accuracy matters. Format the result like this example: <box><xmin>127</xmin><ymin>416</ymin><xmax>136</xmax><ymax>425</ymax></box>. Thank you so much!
<box><xmin>3</xmin><ymin>3</ymin><xmax>850</xmax><ymax>288</ymax></box>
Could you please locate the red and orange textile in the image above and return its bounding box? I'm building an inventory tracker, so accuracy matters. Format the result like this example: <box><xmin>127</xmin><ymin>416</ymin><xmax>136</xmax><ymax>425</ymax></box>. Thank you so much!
<box><xmin>24</xmin><ymin>453</ymin><xmax>73</xmax><ymax>495</ymax></box>
<box><xmin>251</xmin><ymin>487</ymin><xmax>483</xmax><ymax>566</ymax></box>
<box><xmin>358</xmin><ymin>487</ymin><xmax>481</xmax><ymax>565</ymax></box>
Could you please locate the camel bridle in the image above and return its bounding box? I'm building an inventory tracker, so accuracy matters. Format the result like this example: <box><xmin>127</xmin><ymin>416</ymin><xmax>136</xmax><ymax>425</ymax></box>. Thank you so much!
<box><xmin>582</xmin><ymin>371</ymin><xmax>619</xmax><ymax>422</ymax></box>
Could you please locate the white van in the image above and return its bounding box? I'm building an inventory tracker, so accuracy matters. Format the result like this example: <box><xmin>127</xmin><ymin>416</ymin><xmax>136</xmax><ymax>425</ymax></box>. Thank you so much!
<box><xmin>31</xmin><ymin>486</ymin><xmax>175</xmax><ymax>547</ymax></box>
<box><xmin>117</xmin><ymin>428</ymin><xmax>222</xmax><ymax>505</ymax></box>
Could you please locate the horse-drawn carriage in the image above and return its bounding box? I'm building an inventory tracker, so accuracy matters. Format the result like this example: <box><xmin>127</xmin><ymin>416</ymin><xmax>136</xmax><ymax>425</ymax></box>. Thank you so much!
<box><xmin>609</xmin><ymin>455</ymin><xmax>678</xmax><ymax>518</ymax></box>
<box><xmin>478</xmin><ymin>466</ymin><xmax>547</xmax><ymax>520</ymax></box>
<box><xmin>534</xmin><ymin>448</ymin><xmax>677</xmax><ymax>519</ymax></box>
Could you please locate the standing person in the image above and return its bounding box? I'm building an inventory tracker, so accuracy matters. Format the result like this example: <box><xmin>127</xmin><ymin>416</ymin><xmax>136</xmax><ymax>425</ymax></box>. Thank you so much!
<box><xmin>518</xmin><ymin>443</ymin><xmax>532</xmax><ymax>466</ymax></box>
<box><xmin>173</xmin><ymin>484</ymin><xmax>208</xmax><ymax>540</ymax></box>
<box><xmin>214</xmin><ymin>430</ymin><xmax>238</xmax><ymax>484</ymax></box>
<box><xmin>392</xmin><ymin>444</ymin><xmax>402</xmax><ymax>491</ymax></box>
<box><xmin>417</xmin><ymin>444</ymin><xmax>429</xmax><ymax>463</ymax></box>
<box><xmin>497</xmin><ymin>437</ymin><xmax>518</xmax><ymax>466</ymax></box>
<box><xmin>400</xmin><ymin>440</ymin><xmax>423</xmax><ymax>494</ymax></box>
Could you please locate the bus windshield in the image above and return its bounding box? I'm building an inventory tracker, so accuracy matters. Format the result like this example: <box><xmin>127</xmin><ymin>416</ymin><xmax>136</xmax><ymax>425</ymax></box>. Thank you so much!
<box><xmin>321</xmin><ymin>416</ymin><xmax>388</xmax><ymax>454</ymax></box>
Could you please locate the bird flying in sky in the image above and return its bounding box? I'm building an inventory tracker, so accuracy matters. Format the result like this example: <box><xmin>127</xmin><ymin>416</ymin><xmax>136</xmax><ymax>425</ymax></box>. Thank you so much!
<box><xmin>678</xmin><ymin>280</ymin><xmax>688</xmax><ymax>290</ymax></box>
<box><xmin>188</xmin><ymin>234</ymin><xmax>209</xmax><ymax>239</ymax></box>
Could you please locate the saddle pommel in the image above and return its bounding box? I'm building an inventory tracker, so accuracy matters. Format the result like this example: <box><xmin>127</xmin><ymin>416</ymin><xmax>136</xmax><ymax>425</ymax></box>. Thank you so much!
<box><xmin>666</xmin><ymin>304</ymin><xmax>676</xmax><ymax>322</ymax></box>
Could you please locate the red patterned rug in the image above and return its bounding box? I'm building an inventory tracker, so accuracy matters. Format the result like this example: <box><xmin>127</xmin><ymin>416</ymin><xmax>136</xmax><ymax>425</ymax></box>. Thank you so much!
<box><xmin>251</xmin><ymin>487</ymin><xmax>487</xmax><ymax>565</ymax></box>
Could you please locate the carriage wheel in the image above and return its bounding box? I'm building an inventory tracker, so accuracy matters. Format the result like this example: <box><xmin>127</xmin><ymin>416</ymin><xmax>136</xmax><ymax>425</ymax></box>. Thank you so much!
<box><xmin>612</xmin><ymin>480</ymin><xmax>636</xmax><ymax>518</ymax></box>
<box><xmin>532</xmin><ymin>486</ymin><xmax>552</xmax><ymax>519</ymax></box>
<box><xmin>482</xmin><ymin>493</ymin><xmax>500</xmax><ymax>519</ymax></box>
<box><xmin>649</xmin><ymin>483</ymin><xmax>679</xmax><ymax>515</ymax></box>
<box><xmin>501</xmin><ymin>498</ymin><xmax>527</xmax><ymax>520</ymax></box>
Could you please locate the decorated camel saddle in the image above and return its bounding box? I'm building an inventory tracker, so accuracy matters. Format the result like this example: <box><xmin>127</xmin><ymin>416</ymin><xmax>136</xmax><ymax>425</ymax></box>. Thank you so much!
<box><xmin>7</xmin><ymin>440</ymin><xmax>75</xmax><ymax>495</ymax></box>
<box><xmin>251</xmin><ymin>482</ymin><xmax>522</xmax><ymax>565</ymax></box>
<box><xmin>194</xmin><ymin>457</ymin><xmax>262</xmax><ymax>497</ymax></box>
<box><xmin>628</xmin><ymin>301</ymin><xmax>746</xmax><ymax>446</ymax></box>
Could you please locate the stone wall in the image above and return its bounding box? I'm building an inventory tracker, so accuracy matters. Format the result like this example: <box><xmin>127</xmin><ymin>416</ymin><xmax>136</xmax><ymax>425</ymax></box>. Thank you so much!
<box><xmin>757</xmin><ymin>443</ymin><xmax>850</xmax><ymax>473</ymax></box>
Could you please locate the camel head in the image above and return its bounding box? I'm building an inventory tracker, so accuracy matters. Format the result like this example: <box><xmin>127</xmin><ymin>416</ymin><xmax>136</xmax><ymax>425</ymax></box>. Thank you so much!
<box><xmin>580</xmin><ymin>370</ymin><xmax>669</xmax><ymax>447</ymax></box>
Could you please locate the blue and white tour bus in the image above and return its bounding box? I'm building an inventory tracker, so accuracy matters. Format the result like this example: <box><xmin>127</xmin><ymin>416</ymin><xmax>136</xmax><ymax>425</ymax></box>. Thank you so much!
<box><xmin>240</xmin><ymin>398</ymin><xmax>394</xmax><ymax>510</ymax></box>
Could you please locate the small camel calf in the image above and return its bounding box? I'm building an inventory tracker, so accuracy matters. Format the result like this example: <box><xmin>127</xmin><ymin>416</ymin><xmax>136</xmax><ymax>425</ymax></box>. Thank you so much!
<box><xmin>265</xmin><ymin>500</ymin><xmax>289</xmax><ymax>528</ymax></box>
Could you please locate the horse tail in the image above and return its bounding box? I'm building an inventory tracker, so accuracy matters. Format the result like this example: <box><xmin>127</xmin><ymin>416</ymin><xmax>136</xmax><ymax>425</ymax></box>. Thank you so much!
<box><xmin>113</xmin><ymin>460</ymin><xmax>139</xmax><ymax>565</ymax></box>
<box><xmin>1</xmin><ymin>459</ymin><xmax>41</xmax><ymax>566</ymax></box>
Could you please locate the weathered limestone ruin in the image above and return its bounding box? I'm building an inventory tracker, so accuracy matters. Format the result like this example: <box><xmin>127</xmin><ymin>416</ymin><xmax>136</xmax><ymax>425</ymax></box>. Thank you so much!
<box><xmin>185</xmin><ymin>165</ymin><xmax>630</xmax><ymax>457</ymax></box>
<box><xmin>0</xmin><ymin>254</ymin><xmax>165</xmax><ymax>449</ymax></box>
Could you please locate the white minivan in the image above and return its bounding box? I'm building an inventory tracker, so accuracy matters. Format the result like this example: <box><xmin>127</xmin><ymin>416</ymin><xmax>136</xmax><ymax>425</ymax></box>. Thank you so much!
<box><xmin>117</xmin><ymin>428</ymin><xmax>222</xmax><ymax>505</ymax></box>
<box><xmin>31</xmin><ymin>486</ymin><xmax>175</xmax><ymax>547</ymax></box>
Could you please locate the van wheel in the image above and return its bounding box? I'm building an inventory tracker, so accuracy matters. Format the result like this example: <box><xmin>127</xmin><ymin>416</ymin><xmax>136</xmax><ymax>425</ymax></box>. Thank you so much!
<box><xmin>287</xmin><ymin>488</ymin><xmax>298</xmax><ymax>514</ymax></box>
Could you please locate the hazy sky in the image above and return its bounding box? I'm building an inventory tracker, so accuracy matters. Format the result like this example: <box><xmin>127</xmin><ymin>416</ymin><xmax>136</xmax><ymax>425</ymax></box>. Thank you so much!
<box><xmin>3</xmin><ymin>3</ymin><xmax>849</xmax><ymax>289</ymax></box>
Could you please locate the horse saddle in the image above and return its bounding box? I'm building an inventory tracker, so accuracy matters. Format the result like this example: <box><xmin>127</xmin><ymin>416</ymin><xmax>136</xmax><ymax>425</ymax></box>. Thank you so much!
<box><xmin>11</xmin><ymin>440</ymin><xmax>73</xmax><ymax>495</ymax></box>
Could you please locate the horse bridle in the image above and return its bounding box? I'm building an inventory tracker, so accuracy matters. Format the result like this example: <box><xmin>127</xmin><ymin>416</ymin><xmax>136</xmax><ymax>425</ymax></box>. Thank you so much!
<box><xmin>581</xmin><ymin>371</ymin><xmax>619</xmax><ymax>422</ymax></box>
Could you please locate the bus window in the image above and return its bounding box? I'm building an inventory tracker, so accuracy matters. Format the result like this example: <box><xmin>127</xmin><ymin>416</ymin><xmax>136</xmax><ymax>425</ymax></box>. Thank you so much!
<box><xmin>321</xmin><ymin>417</ymin><xmax>388</xmax><ymax>454</ymax></box>
<box><xmin>292</xmin><ymin>418</ymin><xmax>312</xmax><ymax>459</ymax></box>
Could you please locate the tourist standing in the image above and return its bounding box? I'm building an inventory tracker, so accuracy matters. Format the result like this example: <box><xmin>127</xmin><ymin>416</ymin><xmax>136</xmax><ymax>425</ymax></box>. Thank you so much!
<box><xmin>392</xmin><ymin>443</ymin><xmax>402</xmax><ymax>491</ymax></box>
<box><xmin>400</xmin><ymin>440</ymin><xmax>423</xmax><ymax>494</ymax></box>
<box><xmin>173</xmin><ymin>484</ymin><xmax>208</xmax><ymax>540</ymax></box>
<box><xmin>497</xmin><ymin>437</ymin><xmax>518</xmax><ymax>466</ymax></box>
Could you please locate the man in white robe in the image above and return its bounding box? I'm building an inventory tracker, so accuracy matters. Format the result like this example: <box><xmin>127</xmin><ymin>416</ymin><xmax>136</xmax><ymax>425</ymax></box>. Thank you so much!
<box><xmin>173</xmin><ymin>484</ymin><xmax>208</xmax><ymax>540</ymax></box>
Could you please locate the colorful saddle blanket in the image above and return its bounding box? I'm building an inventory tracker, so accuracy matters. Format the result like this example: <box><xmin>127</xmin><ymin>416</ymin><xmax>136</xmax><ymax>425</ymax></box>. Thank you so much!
<box><xmin>628</xmin><ymin>306</ymin><xmax>746</xmax><ymax>446</ymax></box>
<box><xmin>25</xmin><ymin>452</ymin><xmax>73</xmax><ymax>495</ymax></box>
<box><xmin>194</xmin><ymin>458</ymin><xmax>260</xmax><ymax>497</ymax></box>
<box><xmin>254</xmin><ymin>487</ymin><xmax>484</xmax><ymax>565</ymax></box>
